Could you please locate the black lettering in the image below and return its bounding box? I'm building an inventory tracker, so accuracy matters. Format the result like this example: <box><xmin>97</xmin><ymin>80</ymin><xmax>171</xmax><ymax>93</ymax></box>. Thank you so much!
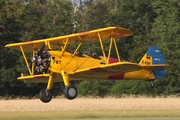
<box><xmin>56</xmin><ymin>60</ymin><xmax>59</xmax><ymax>64</ymax></box>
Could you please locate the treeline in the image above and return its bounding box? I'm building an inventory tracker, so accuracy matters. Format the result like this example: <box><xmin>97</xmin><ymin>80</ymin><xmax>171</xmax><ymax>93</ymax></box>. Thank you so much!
<box><xmin>0</xmin><ymin>0</ymin><xmax>180</xmax><ymax>97</ymax></box>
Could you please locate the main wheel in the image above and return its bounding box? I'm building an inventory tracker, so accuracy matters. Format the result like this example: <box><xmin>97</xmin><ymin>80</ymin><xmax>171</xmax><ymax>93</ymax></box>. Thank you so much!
<box><xmin>64</xmin><ymin>85</ymin><xmax>78</xmax><ymax>100</ymax></box>
<box><xmin>39</xmin><ymin>88</ymin><xmax>52</xmax><ymax>103</ymax></box>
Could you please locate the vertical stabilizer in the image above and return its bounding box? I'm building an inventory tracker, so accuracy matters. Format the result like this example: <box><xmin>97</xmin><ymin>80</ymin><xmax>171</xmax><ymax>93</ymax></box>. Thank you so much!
<box><xmin>139</xmin><ymin>46</ymin><xmax>166</xmax><ymax>79</ymax></box>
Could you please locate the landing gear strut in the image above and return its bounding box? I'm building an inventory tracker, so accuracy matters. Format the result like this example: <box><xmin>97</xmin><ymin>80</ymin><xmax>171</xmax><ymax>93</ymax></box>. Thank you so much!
<box><xmin>39</xmin><ymin>88</ymin><xmax>52</xmax><ymax>103</ymax></box>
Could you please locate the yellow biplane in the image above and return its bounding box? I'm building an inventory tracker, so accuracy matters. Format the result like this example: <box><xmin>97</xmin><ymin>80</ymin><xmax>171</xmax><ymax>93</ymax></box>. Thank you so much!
<box><xmin>5</xmin><ymin>27</ymin><xmax>173</xmax><ymax>103</ymax></box>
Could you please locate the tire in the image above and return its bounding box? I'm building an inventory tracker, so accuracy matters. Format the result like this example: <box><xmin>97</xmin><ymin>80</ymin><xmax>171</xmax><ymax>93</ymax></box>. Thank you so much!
<box><xmin>39</xmin><ymin>88</ymin><xmax>52</xmax><ymax>103</ymax></box>
<box><xmin>64</xmin><ymin>85</ymin><xmax>78</xmax><ymax>100</ymax></box>
<box><xmin>150</xmin><ymin>81</ymin><xmax>155</xmax><ymax>88</ymax></box>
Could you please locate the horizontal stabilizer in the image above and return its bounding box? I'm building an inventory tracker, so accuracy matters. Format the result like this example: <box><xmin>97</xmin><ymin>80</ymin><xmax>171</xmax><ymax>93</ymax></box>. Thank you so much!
<box><xmin>141</xmin><ymin>64</ymin><xmax>173</xmax><ymax>70</ymax></box>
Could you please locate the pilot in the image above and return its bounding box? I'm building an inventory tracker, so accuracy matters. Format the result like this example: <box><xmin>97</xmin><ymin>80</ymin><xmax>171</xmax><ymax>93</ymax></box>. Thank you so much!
<box><xmin>91</xmin><ymin>51</ymin><xmax>99</xmax><ymax>59</ymax></box>
<box><xmin>83</xmin><ymin>51</ymin><xmax>91</xmax><ymax>56</ymax></box>
<box><xmin>76</xmin><ymin>51</ymin><xmax>83</xmax><ymax>57</ymax></box>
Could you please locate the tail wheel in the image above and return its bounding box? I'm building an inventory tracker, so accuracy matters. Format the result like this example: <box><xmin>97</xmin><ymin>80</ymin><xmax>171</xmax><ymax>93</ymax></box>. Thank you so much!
<box><xmin>64</xmin><ymin>85</ymin><xmax>78</xmax><ymax>100</ymax></box>
<box><xmin>150</xmin><ymin>81</ymin><xmax>155</xmax><ymax>88</ymax></box>
<box><xmin>39</xmin><ymin>88</ymin><xmax>52</xmax><ymax>103</ymax></box>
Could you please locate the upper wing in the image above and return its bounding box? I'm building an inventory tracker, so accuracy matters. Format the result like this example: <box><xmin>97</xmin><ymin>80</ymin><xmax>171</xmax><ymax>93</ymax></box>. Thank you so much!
<box><xmin>5</xmin><ymin>40</ymin><xmax>47</xmax><ymax>51</ymax></box>
<box><xmin>5</xmin><ymin>27</ymin><xmax>133</xmax><ymax>51</ymax></box>
<box><xmin>71</xmin><ymin>62</ymin><xmax>141</xmax><ymax>77</ymax></box>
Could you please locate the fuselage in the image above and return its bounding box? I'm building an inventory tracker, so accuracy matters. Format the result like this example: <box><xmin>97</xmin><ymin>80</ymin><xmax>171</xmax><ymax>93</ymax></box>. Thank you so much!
<box><xmin>48</xmin><ymin>51</ymin><xmax>156</xmax><ymax>82</ymax></box>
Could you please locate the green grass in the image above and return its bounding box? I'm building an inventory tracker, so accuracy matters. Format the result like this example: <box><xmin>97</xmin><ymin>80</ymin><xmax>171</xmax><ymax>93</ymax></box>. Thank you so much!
<box><xmin>0</xmin><ymin>110</ymin><xmax>180</xmax><ymax>120</ymax></box>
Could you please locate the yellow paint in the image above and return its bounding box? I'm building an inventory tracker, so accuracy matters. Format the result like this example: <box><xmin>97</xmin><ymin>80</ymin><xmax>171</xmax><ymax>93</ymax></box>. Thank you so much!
<box><xmin>49</xmin><ymin>51</ymin><xmax>102</xmax><ymax>74</ymax></box>
<box><xmin>61</xmin><ymin>70</ymin><xmax>70</xmax><ymax>86</ymax></box>
<box><xmin>61</xmin><ymin>38</ymin><xmax>69</xmax><ymax>55</ymax></box>
<box><xmin>107</xmin><ymin>37</ymin><xmax>113</xmax><ymax>64</ymax></box>
<box><xmin>97</xmin><ymin>33</ymin><xmax>107</xmax><ymax>64</ymax></box>
<box><xmin>47</xmin><ymin>73</ymin><xmax>55</xmax><ymax>90</ymax></box>
<box><xmin>72</xmin><ymin>42</ymin><xmax>82</xmax><ymax>56</ymax></box>
<box><xmin>139</xmin><ymin>54</ymin><xmax>152</xmax><ymax>65</ymax></box>
<box><xmin>112</xmin><ymin>37</ymin><xmax>121</xmax><ymax>62</ymax></box>
<box><xmin>4</xmin><ymin>27</ymin><xmax>133</xmax><ymax>51</ymax></box>
<box><xmin>4</xmin><ymin>27</ymin><xmax>173</xmax><ymax>86</ymax></box>
<box><xmin>19</xmin><ymin>46</ymin><xmax>32</xmax><ymax>75</ymax></box>
<box><xmin>124</xmin><ymin>69</ymin><xmax>155</xmax><ymax>80</ymax></box>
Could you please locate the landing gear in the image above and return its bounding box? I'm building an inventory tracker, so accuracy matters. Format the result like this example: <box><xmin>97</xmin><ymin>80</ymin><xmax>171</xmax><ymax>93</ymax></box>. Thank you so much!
<box><xmin>150</xmin><ymin>81</ymin><xmax>155</xmax><ymax>88</ymax></box>
<box><xmin>39</xmin><ymin>89</ymin><xmax>52</xmax><ymax>103</ymax></box>
<box><xmin>39</xmin><ymin>71</ymin><xmax>78</xmax><ymax>102</ymax></box>
<box><xmin>64</xmin><ymin>85</ymin><xmax>78</xmax><ymax>100</ymax></box>
<box><xmin>39</xmin><ymin>85</ymin><xmax>78</xmax><ymax>103</ymax></box>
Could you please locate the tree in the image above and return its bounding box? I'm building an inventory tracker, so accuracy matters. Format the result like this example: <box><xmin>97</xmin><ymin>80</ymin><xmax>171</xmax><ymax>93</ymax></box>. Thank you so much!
<box><xmin>109</xmin><ymin>0</ymin><xmax>155</xmax><ymax>62</ymax></box>
<box><xmin>73</xmin><ymin>0</ymin><xmax>114</xmax><ymax>32</ymax></box>
<box><xmin>76</xmin><ymin>79</ymin><xmax>114</xmax><ymax>97</ymax></box>
<box><xmin>1</xmin><ymin>0</ymin><xmax>179</xmax><ymax>97</ymax></box>
<box><xmin>0</xmin><ymin>0</ymin><xmax>27</xmax><ymax>96</ymax></box>
<box><xmin>151</xmin><ymin>0</ymin><xmax>180</xmax><ymax>95</ymax></box>
<box><xmin>0</xmin><ymin>0</ymin><xmax>74</xmax><ymax>96</ymax></box>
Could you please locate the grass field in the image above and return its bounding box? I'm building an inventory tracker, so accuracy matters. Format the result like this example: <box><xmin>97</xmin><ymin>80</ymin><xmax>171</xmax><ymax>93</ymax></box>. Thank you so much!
<box><xmin>0</xmin><ymin>97</ymin><xmax>180</xmax><ymax>120</ymax></box>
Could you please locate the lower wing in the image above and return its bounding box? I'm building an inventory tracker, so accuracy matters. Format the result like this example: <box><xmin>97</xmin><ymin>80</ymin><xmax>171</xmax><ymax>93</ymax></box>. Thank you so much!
<box><xmin>17</xmin><ymin>74</ymin><xmax>50</xmax><ymax>83</ymax></box>
<box><xmin>71</xmin><ymin>62</ymin><xmax>142</xmax><ymax>77</ymax></box>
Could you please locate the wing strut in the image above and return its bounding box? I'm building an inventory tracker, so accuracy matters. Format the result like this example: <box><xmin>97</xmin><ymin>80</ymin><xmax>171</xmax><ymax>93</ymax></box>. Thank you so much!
<box><xmin>97</xmin><ymin>33</ymin><xmax>107</xmax><ymax>64</ymax></box>
<box><xmin>72</xmin><ymin>42</ymin><xmax>82</xmax><ymax>56</ymax></box>
<box><xmin>19</xmin><ymin>46</ymin><xmax>33</xmax><ymax>75</ymax></box>
<box><xmin>112</xmin><ymin>37</ymin><xmax>121</xmax><ymax>62</ymax></box>
<box><xmin>45</xmin><ymin>41</ymin><xmax>52</xmax><ymax>50</ymax></box>
<box><xmin>31</xmin><ymin>47</ymin><xmax>36</xmax><ymax>75</ymax></box>
<box><xmin>61</xmin><ymin>38</ymin><xmax>69</xmax><ymax>56</ymax></box>
<box><xmin>107</xmin><ymin>37</ymin><xmax>113</xmax><ymax>63</ymax></box>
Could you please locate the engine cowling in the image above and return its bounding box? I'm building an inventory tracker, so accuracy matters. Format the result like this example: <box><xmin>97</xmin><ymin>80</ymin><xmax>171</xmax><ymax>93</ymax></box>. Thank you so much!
<box><xmin>33</xmin><ymin>50</ymin><xmax>51</xmax><ymax>74</ymax></box>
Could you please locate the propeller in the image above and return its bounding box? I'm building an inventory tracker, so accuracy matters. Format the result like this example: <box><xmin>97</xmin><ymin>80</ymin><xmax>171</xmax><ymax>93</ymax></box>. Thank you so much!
<box><xmin>23</xmin><ymin>43</ymin><xmax>50</xmax><ymax>75</ymax></box>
